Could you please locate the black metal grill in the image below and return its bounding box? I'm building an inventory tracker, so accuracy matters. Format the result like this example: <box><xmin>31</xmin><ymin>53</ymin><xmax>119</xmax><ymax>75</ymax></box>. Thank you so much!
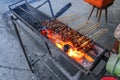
<box><xmin>9</xmin><ymin>1</ymin><xmax>109</xmax><ymax>80</ymax></box>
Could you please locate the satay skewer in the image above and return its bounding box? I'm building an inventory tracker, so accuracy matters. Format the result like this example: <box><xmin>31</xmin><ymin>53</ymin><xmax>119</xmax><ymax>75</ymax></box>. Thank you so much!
<box><xmin>93</xmin><ymin>29</ymin><xmax>106</xmax><ymax>39</ymax></box>
<box><xmin>80</xmin><ymin>23</ymin><xmax>99</xmax><ymax>35</ymax></box>
<box><xmin>89</xmin><ymin>29</ymin><xmax>104</xmax><ymax>39</ymax></box>
<box><xmin>90</xmin><ymin>29</ymin><xmax>107</xmax><ymax>41</ymax></box>
<box><xmin>93</xmin><ymin>29</ymin><xmax>107</xmax><ymax>41</ymax></box>
<box><xmin>84</xmin><ymin>23</ymin><xmax>99</xmax><ymax>34</ymax></box>
<box><xmin>85</xmin><ymin>23</ymin><xmax>100</xmax><ymax>36</ymax></box>
<box><xmin>65</xmin><ymin>16</ymin><xmax>81</xmax><ymax>25</ymax></box>
<box><xmin>57</xmin><ymin>14</ymin><xmax>76</xmax><ymax>20</ymax></box>
<box><xmin>74</xmin><ymin>20</ymin><xmax>89</xmax><ymax>30</ymax></box>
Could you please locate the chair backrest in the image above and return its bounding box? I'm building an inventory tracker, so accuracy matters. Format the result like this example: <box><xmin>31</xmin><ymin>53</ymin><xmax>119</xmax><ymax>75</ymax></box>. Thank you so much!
<box><xmin>84</xmin><ymin>0</ymin><xmax>114</xmax><ymax>8</ymax></box>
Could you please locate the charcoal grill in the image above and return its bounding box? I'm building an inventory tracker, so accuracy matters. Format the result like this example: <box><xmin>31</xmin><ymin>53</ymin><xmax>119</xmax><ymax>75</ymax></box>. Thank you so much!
<box><xmin>9</xmin><ymin>0</ymin><xmax>109</xmax><ymax>80</ymax></box>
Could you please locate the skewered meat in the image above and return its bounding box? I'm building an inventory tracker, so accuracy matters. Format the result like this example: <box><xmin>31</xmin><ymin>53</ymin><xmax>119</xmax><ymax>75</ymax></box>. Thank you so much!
<box><xmin>41</xmin><ymin>20</ymin><xmax>94</xmax><ymax>55</ymax></box>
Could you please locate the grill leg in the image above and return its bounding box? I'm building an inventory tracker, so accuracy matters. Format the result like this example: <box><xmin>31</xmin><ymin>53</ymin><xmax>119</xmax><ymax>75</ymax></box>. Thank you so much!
<box><xmin>96</xmin><ymin>8</ymin><xmax>99</xmax><ymax>17</ymax></box>
<box><xmin>10</xmin><ymin>16</ymin><xmax>34</xmax><ymax>73</ymax></box>
<box><xmin>98</xmin><ymin>9</ymin><xmax>102</xmax><ymax>22</ymax></box>
<box><xmin>105</xmin><ymin>8</ymin><xmax>108</xmax><ymax>23</ymax></box>
<box><xmin>47</xmin><ymin>0</ymin><xmax>54</xmax><ymax>18</ymax></box>
<box><xmin>45</xmin><ymin>42</ymin><xmax>52</xmax><ymax>55</ymax></box>
<box><xmin>88</xmin><ymin>6</ymin><xmax>95</xmax><ymax>20</ymax></box>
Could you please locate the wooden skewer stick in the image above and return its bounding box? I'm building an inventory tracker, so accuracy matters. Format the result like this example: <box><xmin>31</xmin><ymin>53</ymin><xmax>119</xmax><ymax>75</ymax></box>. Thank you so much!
<box><xmin>93</xmin><ymin>31</ymin><xmax>105</xmax><ymax>41</ymax></box>
<box><xmin>78</xmin><ymin>27</ymin><xmax>89</xmax><ymax>35</ymax></box>
<box><xmin>93</xmin><ymin>30</ymin><xmax>104</xmax><ymax>39</ymax></box>
<box><xmin>85</xmin><ymin>23</ymin><xmax>100</xmax><ymax>36</ymax></box>
<box><xmin>80</xmin><ymin>23</ymin><xmax>99</xmax><ymax>35</ymax></box>
<box><xmin>94</xmin><ymin>29</ymin><xmax>107</xmax><ymax>41</ymax></box>
<box><xmin>78</xmin><ymin>24</ymin><xmax>92</xmax><ymax>35</ymax></box>
<box><xmin>79</xmin><ymin>25</ymin><xmax>89</xmax><ymax>32</ymax></box>
<box><xmin>79</xmin><ymin>27</ymin><xmax>90</xmax><ymax>35</ymax></box>
<box><xmin>78</xmin><ymin>23</ymin><xmax>98</xmax><ymax>34</ymax></box>
<box><xmin>75</xmin><ymin>20</ymin><xmax>89</xmax><ymax>31</ymax></box>
<box><xmin>75</xmin><ymin>20</ymin><xmax>89</xmax><ymax>28</ymax></box>
<box><xmin>89</xmin><ymin>29</ymin><xmax>104</xmax><ymax>39</ymax></box>
<box><xmin>91</xmin><ymin>29</ymin><xmax>107</xmax><ymax>40</ymax></box>
<box><xmin>79</xmin><ymin>32</ymin><xmax>84</xmax><ymax>35</ymax></box>
<box><xmin>57</xmin><ymin>14</ymin><xmax>76</xmax><ymax>20</ymax></box>
<box><xmin>65</xmin><ymin>16</ymin><xmax>81</xmax><ymax>25</ymax></box>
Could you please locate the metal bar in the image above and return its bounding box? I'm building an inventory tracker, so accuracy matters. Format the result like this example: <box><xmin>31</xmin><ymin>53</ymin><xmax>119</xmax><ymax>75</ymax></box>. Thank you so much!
<box><xmin>47</xmin><ymin>0</ymin><xmax>54</xmax><ymax>18</ymax></box>
<box><xmin>8</xmin><ymin>0</ymin><xmax>25</xmax><ymax>10</ymax></box>
<box><xmin>15</xmin><ymin>20</ymin><xmax>46</xmax><ymax>56</ymax></box>
<box><xmin>90</xmin><ymin>49</ymin><xmax>107</xmax><ymax>71</ymax></box>
<box><xmin>45</xmin><ymin>42</ymin><xmax>52</xmax><ymax>55</ymax></box>
<box><xmin>91</xmin><ymin>54</ymin><xmax>108</xmax><ymax>79</ymax></box>
<box><xmin>19</xmin><ymin>7</ymin><xmax>42</xmax><ymax>22</ymax></box>
<box><xmin>45</xmin><ymin>63</ymin><xmax>61</xmax><ymax>80</ymax></box>
<box><xmin>36</xmin><ymin>0</ymin><xmax>48</xmax><ymax>9</ymax></box>
<box><xmin>27</xmin><ymin>4</ymin><xmax>52</xmax><ymax>19</ymax></box>
<box><xmin>31</xmin><ymin>58</ymin><xmax>41</xmax><ymax>66</ymax></box>
<box><xmin>102</xmin><ymin>54</ymin><xmax>109</xmax><ymax>62</ymax></box>
<box><xmin>13</xmin><ymin>10</ymin><xmax>52</xmax><ymax>56</ymax></box>
<box><xmin>10</xmin><ymin>16</ymin><xmax>34</xmax><ymax>73</ymax></box>
<box><xmin>31</xmin><ymin>51</ymin><xmax>46</xmax><ymax>66</ymax></box>
<box><xmin>11</xmin><ymin>11</ymin><xmax>46</xmax><ymax>44</ymax></box>
<box><xmin>11</xmin><ymin>15</ymin><xmax>52</xmax><ymax>65</ymax></box>
<box><xmin>91</xmin><ymin>67</ymin><xmax>106</xmax><ymax>79</ymax></box>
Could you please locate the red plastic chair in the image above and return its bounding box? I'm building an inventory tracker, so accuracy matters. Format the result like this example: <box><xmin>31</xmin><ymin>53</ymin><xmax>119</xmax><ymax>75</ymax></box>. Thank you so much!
<box><xmin>84</xmin><ymin>0</ymin><xmax>114</xmax><ymax>22</ymax></box>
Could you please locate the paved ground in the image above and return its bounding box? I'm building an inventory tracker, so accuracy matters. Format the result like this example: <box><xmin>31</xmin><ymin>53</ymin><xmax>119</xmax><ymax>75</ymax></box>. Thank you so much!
<box><xmin>0</xmin><ymin>0</ymin><xmax>38</xmax><ymax>80</ymax></box>
<box><xmin>0</xmin><ymin>0</ymin><xmax>120</xmax><ymax>80</ymax></box>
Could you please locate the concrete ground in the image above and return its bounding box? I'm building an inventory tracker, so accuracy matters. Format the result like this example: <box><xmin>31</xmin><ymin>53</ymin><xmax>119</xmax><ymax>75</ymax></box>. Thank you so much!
<box><xmin>0</xmin><ymin>0</ymin><xmax>120</xmax><ymax>80</ymax></box>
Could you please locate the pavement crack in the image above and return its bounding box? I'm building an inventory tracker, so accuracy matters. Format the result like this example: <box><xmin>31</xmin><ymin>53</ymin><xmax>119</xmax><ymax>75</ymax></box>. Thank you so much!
<box><xmin>0</xmin><ymin>64</ymin><xmax>31</xmax><ymax>71</ymax></box>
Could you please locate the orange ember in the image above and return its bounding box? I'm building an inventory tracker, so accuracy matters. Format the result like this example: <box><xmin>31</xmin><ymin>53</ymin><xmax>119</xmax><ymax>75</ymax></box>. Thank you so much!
<box><xmin>40</xmin><ymin>29</ymin><xmax>94</xmax><ymax>63</ymax></box>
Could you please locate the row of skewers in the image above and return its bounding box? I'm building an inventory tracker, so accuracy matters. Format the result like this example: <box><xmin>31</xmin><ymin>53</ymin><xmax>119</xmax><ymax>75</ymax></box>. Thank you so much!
<box><xmin>41</xmin><ymin>19</ymin><xmax>107</xmax><ymax>52</ymax></box>
<box><xmin>41</xmin><ymin>20</ymin><xmax>95</xmax><ymax>62</ymax></box>
<box><xmin>57</xmin><ymin>14</ymin><xmax>107</xmax><ymax>41</ymax></box>
<box><xmin>39</xmin><ymin>14</ymin><xmax>107</xmax><ymax>63</ymax></box>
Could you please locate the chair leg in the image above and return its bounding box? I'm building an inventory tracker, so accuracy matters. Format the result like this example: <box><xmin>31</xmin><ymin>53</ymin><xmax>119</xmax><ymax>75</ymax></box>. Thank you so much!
<box><xmin>98</xmin><ymin>9</ymin><xmax>102</xmax><ymax>22</ymax></box>
<box><xmin>105</xmin><ymin>8</ymin><xmax>108</xmax><ymax>23</ymax></box>
<box><xmin>88</xmin><ymin>6</ymin><xmax>95</xmax><ymax>20</ymax></box>
<box><xmin>96</xmin><ymin>8</ymin><xmax>99</xmax><ymax>17</ymax></box>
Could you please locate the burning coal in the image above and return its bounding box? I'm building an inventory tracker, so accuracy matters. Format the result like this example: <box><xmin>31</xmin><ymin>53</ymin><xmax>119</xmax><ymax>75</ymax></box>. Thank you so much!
<box><xmin>40</xmin><ymin>20</ymin><xmax>95</xmax><ymax>64</ymax></box>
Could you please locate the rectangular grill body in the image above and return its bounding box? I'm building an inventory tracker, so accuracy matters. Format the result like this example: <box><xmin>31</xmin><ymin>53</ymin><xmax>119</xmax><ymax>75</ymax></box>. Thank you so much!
<box><xmin>9</xmin><ymin>2</ymin><xmax>107</xmax><ymax>76</ymax></box>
